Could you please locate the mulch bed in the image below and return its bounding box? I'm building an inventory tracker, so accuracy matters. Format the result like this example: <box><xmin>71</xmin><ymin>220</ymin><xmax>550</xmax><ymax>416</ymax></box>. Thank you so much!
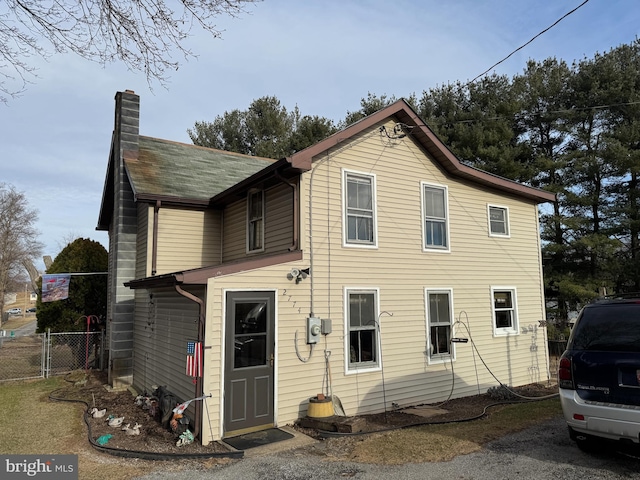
<box><xmin>295</xmin><ymin>382</ymin><xmax>559</xmax><ymax>437</ymax></box>
<box><xmin>370</xmin><ymin>382</ymin><xmax>559</xmax><ymax>425</ymax></box>
<box><xmin>51</xmin><ymin>370</ymin><xmax>558</xmax><ymax>456</ymax></box>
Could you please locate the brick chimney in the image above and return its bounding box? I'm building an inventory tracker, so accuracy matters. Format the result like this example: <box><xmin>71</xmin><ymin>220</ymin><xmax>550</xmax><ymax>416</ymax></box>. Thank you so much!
<box><xmin>107</xmin><ymin>90</ymin><xmax>140</xmax><ymax>388</ymax></box>
<box><xmin>114</xmin><ymin>90</ymin><xmax>140</xmax><ymax>158</ymax></box>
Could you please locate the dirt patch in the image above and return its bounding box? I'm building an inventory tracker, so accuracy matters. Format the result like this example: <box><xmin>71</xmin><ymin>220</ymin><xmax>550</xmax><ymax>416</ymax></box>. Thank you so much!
<box><xmin>51</xmin><ymin>371</ymin><xmax>231</xmax><ymax>456</ymax></box>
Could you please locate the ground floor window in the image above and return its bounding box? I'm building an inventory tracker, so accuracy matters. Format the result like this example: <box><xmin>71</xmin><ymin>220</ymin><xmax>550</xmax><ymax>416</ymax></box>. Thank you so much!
<box><xmin>426</xmin><ymin>289</ymin><xmax>453</xmax><ymax>362</ymax></box>
<box><xmin>492</xmin><ymin>287</ymin><xmax>519</xmax><ymax>335</ymax></box>
<box><xmin>345</xmin><ymin>288</ymin><xmax>379</xmax><ymax>371</ymax></box>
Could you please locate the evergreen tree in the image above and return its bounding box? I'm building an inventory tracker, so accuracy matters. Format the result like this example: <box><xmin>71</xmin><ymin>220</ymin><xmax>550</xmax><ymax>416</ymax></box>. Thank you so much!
<box><xmin>341</xmin><ymin>92</ymin><xmax>405</xmax><ymax>127</ymax></box>
<box><xmin>418</xmin><ymin>75</ymin><xmax>530</xmax><ymax>182</ymax></box>
<box><xmin>599</xmin><ymin>41</ymin><xmax>640</xmax><ymax>292</ymax></box>
<box><xmin>188</xmin><ymin>96</ymin><xmax>337</xmax><ymax>158</ymax></box>
<box><xmin>36</xmin><ymin>238</ymin><xmax>107</xmax><ymax>333</ymax></box>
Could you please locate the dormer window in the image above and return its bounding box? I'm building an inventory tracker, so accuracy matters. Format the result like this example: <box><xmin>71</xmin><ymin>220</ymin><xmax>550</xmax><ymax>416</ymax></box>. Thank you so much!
<box><xmin>247</xmin><ymin>190</ymin><xmax>264</xmax><ymax>252</ymax></box>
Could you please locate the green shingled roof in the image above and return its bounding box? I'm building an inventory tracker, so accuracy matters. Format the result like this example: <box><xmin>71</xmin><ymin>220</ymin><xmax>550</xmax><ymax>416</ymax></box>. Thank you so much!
<box><xmin>125</xmin><ymin>137</ymin><xmax>277</xmax><ymax>201</ymax></box>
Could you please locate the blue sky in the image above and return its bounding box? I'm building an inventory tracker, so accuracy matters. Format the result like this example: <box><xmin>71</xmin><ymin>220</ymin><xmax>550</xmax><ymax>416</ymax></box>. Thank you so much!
<box><xmin>1</xmin><ymin>0</ymin><xmax>638</xmax><ymax>269</ymax></box>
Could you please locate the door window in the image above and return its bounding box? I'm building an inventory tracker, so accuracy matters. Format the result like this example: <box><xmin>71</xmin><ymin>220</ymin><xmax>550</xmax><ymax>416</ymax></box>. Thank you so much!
<box><xmin>233</xmin><ymin>302</ymin><xmax>267</xmax><ymax>368</ymax></box>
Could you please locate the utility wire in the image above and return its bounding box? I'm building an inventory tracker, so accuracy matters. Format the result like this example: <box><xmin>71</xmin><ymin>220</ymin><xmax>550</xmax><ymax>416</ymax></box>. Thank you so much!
<box><xmin>470</xmin><ymin>0</ymin><xmax>591</xmax><ymax>84</ymax></box>
<box><xmin>409</xmin><ymin>100</ymin><xmax>640</xmax><ymax>128</ymax></box>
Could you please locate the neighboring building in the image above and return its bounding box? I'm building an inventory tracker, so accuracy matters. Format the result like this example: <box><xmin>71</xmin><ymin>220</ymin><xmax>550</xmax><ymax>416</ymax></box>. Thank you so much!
<box><xmin>98</xmin><ymin>90</ymin><xmax>556</xmax><ymax>444</ymax></box>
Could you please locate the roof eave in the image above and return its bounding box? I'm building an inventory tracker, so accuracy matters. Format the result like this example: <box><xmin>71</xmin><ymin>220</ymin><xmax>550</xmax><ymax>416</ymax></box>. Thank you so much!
<box><xmin>134</xmin><ymin>193</ymin><xmax>213</xmax><ymax>208</ymax></box>
<box><xmin>97</xmin><ymin>132</ymin><xmax>117</xmax><ymax>231</ymax></box>
<box><xmin>392</xmin><ymin>106</ymin><xmax>557</xmax><ymax>203</ymax></box>
<box><xmin>124</xmin><ymin>250</ymin><xmax>303</xmax><ymax>289</ymax></box>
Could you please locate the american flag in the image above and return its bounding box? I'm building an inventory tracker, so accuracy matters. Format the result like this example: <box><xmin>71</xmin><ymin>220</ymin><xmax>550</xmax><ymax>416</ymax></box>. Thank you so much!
<box><xmin>186</xmin><ymin>341</ymin><xmax>203</xmax><ymax>377</ymax></box>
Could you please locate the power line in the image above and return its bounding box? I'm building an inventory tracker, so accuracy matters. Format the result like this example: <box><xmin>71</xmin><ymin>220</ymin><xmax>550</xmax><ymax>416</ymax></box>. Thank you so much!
<box><xmin>450</xmin><ymin>101</ymin><xmax>640</xmax><ymax>125</ymax></box>
<box><xmin>397</xmin><ymin>100</ymin><xmax>640</xmax><ymax>139</ymax></box>
<box><xmin>470</xmin><ymin>0</ymin><xmax>591</xmax><ymax>84</ymax></box>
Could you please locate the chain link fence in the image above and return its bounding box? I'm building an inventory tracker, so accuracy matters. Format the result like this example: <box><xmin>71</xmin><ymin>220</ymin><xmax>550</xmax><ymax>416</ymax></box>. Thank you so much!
<box><xmin>0</xmin><ymin>333</ymin><xmax>46</xmax><ymax>381</ymax></box>
<box><xmin>0</xmin><ymin>330</ymin><xmax>104</xmax><ymax>382</ymax></box>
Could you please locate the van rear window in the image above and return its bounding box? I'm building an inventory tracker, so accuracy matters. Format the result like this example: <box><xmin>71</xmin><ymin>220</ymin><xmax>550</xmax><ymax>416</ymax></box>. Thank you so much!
<box><xmin>569</xmin><ymin>304</ymin><xmax>640</xmax><ymax>352</ymax></box>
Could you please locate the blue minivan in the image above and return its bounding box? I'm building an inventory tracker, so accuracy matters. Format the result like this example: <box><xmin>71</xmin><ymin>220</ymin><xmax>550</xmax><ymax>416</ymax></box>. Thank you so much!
<box><xmin>558</xmin><ymin>298</ymin><xmax>640</xmax><ymax>450</ymax></box>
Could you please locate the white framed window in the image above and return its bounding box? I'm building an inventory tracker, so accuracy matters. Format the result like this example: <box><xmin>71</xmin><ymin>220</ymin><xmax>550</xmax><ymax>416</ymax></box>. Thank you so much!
<box><xmin>488</xmin><ymin>204</ymin><xmax>510</xmax><ymax>237</ymax></box>
<box><xmin>343</xmin><ymin>169</ymin><xmax>377</xmax><ymax>248</ymax></box>
<box><xmin>344</xmin><ymin>288</ymin><xmax>380</xmax><ymax>373</ymax></box>
<box><xmin>247</xmin><ymin>189</ymin><xmax>264</xmax><ymax>253</ymax></box>
<box><xmin>425</xmin><ymin>289</ymin><xmax>454</xmax><ymax>363</ymax></box>
<box><xmin>421</xmin><ymin>182</ymin><xmax>449</xmax><ymax>252</ymax></box>
<box><xmin>491</xmin><ymin>287</ymin><xmax>519</xmax><ymax>336</ymax></box>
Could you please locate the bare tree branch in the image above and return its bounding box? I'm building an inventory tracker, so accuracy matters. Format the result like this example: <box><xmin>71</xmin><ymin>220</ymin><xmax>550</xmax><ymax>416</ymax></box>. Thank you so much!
<box><xmin>0</xmin><ymin>0</ymin><xmax>259</xmax><ymax>101</ymax></box>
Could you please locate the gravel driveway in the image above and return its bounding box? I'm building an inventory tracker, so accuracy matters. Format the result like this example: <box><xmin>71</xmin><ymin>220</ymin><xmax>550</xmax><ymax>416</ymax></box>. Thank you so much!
<box><xmin>135</xmin><ymin>416</ymin><xmax>640</xmax><ymax>480</ymax></box>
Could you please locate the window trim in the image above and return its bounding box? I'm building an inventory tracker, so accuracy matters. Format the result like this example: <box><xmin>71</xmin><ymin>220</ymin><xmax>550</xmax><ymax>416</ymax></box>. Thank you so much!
<box><xmin>488</xmin><ymin>204</ymin><xmax>510</xmax><ymax>238</ymax></box>
<box><xmin>425</xmin><ymin>288</ymin><xmax>455</xmax><ymax>364</ymax></box>
<box><xmin>421</xmin><ymin>182</ymin><xmax>450</xmax><ymax>253</ymax></box>
<box><xmin>246</xmin><ymin>189</ymin><xmax>265</xmax><ymax>253</ymax></box>
<box><xmin>342</xmin><ymin>169</ymin><xmax>378</xmax><ymax>249</ymax></box>
<box><xmin>491</xmin><ymin>286</ymin><xmax>519</xmax><ymax>336</ymax></box>
<box><xmin>344</xmin><ymin>287</ymin><xmax>381</xmax><ymax>374</ymax></box>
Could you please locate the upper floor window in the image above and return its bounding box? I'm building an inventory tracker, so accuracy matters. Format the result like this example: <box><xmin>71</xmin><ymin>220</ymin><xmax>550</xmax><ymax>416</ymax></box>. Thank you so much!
<box><xmin>343</xmin><ymin>170</ymin><xmax>377</xmax><ymax>247</ymax></box>
<box><xmin>488</xmin><ymin>205</ymin><xmax>510</xmax><ymax>237</ymax></box>
<box><xmin>345</xmin><ymin>288</ymin><xmax>380</xmax><ymax>372</ymax></box>
<box><xmin>247</xmin><ymin>190</ymin><xmax>264</xmax><ymax>252</ymax></box>
<box><xmin>426</xmin><ymin>289</ymin><xmax>454</xmax><ymax>363</ymax></box>
<box><xmin>491</xmin><ymin>287</ymin><xmax>519</xmax><ymax>335</ymax></box>
<box><xmin>422</xmin><ymin>183</ymin><xmax>449</xmax><ymax>251</ymax></box>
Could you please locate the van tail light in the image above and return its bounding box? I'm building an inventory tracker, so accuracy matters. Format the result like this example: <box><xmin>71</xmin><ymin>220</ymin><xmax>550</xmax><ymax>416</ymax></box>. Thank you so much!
<box><xmin>558</xmin><ymin>357</ymin><xmax>574</xmax><ymax>389</ymax></box>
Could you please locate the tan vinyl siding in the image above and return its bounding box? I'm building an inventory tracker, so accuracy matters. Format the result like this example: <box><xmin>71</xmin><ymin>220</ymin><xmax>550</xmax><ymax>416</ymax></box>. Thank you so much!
<box><xmin>265</xmin><ymin>184</ymin><xmax>294</xmax><ymax>251</ymax></box>
<box><xmin>292</xmin><ymin>119</ymin><xmax>548</xmax><ymax>414</ymax></box>
<box><xmin>135</xmin><ymin>203</ymin><xmax>151</xmax><ymax>278</ymax></box>
<box><xmin>222</xmin><ymin>184</ymin><xmax>295</xmax><ymax>262</ymax></box>
<box><xmin>155</xmin><ymin>206</ymin><xmax>221</xmax><ymax>274</ymax></box>
<box><xmin>222</xmin><ymin>200</ymin><xmax>245</xmax><ymax>262</ymax></box>
<box><xmin>132</xmin><ymin>287</ymin><xmax>202</xmax><ymax>410</ymax></box>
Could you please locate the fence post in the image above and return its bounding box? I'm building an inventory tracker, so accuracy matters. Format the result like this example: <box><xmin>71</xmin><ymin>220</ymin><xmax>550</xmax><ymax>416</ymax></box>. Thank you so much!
<box><xmin>41</xmin><ymin>332</ymin><xmax>46</xmax><ymax>379</ymax></box>
<box><xmin>100</xmin><ymin>330</ymin><xmax>105</xmax><ymax>371</ymax></box>
<box><xmin>45</xmin><ymin>329</ymin><xmax>51</xmax><ymax>378</ymax></box>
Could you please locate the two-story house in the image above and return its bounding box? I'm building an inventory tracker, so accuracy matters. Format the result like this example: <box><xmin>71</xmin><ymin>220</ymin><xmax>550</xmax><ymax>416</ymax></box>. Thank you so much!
<box><xmin>98</xmin><ymin>90</ymin><xmax>556</xmax><ymax>444</ymax></box>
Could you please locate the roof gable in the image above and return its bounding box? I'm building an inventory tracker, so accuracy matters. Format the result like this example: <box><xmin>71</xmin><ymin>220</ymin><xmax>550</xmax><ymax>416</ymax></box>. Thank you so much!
<box><xmin>285</xmin><ymin>99</ymin><xmax>556</xmax><ymax>204</ymax></box>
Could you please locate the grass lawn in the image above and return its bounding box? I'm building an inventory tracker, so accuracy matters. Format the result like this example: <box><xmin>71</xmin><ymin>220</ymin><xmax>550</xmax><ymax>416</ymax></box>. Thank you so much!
<box><xmin>1</xmin><ymin>315</ymin><xmax>36</xmax><ymax>332</ymax></box>
<box><xmin>0</xmin><ymin>376</ymin><xmax>193</xmax><ymax>480</ymax></box>
<box><xmin>347</xmin><ymin>397</ymin><xmax>562</xmax><ymax>464</ymax></box>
